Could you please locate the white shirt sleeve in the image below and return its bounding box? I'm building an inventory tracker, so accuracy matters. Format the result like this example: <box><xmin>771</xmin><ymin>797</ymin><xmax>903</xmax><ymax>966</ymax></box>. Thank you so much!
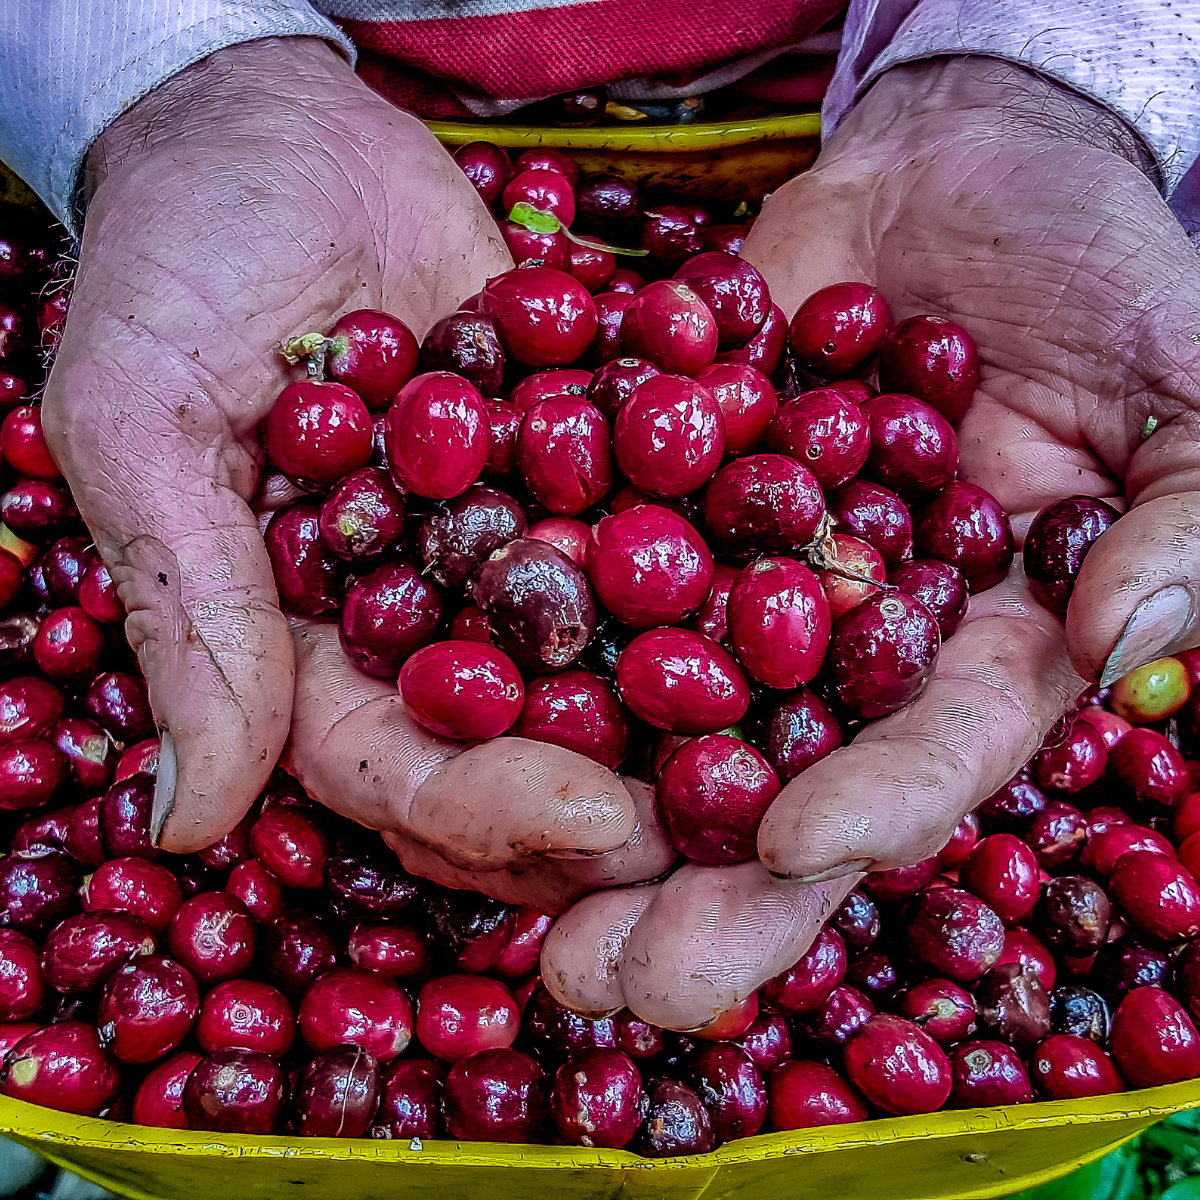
<box><xmin>0</xmin><ymin>2</ymin><xmax>356</xmax><ymax>232</ymax></box>
<box><xmin>824</xmin><ymin>0</ymin><xmax>1200</xmax><ymax>197</ymax></box>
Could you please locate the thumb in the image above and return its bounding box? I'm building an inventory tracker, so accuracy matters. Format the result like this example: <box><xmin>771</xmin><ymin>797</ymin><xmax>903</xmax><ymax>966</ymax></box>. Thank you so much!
<box><xmin>1068</xmin><ymin>491</ymin><xmax>1200</xmax><ymax>685</ymax></box>
<box><xmin>41</xmin><ymin>312</ymin><xmax>293</xmax><ymax>856</ymax></box>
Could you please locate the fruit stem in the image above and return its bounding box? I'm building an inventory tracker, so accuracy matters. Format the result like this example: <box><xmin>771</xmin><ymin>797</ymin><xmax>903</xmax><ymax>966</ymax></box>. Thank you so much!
<box><xmin>279</xmin><ymin>333</ymin><xmax>346</xmax><ymax>382</ymax></box>
<box><xmin>802</xmin><ymin>512</ymin><xmax>894</xmax><ymax>590</ymax></box>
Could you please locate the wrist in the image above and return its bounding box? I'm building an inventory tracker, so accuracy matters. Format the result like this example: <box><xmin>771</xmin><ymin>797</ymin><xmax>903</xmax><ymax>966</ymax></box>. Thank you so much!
<box><xmin>835</xmin><ymin>56</ymin><xmax>1157</xmax><ymax>182</ymax></box>
<box><xmin>85</xmin><ymin>38</ymin><xmax>414</xmax><ymax>198</ymax></box>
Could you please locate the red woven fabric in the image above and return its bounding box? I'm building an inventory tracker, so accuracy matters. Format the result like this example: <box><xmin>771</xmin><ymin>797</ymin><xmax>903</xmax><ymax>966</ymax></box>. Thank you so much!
<box><xmin>335</xmin><ymin>0</ymin><xmax>845</xmax><ymax>115</ymax></box>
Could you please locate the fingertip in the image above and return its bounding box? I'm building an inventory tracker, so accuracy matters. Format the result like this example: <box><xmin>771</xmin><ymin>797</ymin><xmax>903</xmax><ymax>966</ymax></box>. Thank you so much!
<box><xmin>541</xmin><ymin>886</ymin><xmax>656</xmax><ymax>1017</ymax></box>
<box><xmin>410</xmin><ymin>739</ymin><xmax>637</xmax><ymax>865</ymax></box>
<box><xmin>1067</xmin><ymin>493</ymin><xmax>1200</xmax><ymax>683</ymax></box>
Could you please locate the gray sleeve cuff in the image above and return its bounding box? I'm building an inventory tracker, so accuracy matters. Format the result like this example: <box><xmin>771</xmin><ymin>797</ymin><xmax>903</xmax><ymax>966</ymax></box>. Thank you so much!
<box><xmin>0</xmin><ymin>2</ymin><xmax>356</xmax><ymax>233</ymax></box>
<box><xmin>825</xmin><ymin>0</ymin><xmax>1200</xmax><ymax>197</ymax></box>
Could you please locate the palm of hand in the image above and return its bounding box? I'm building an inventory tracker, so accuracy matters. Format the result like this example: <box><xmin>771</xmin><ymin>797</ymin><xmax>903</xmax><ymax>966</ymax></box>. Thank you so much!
<box><xmin>539</xmin><ymin>66</ymin><xmax>1200</xmax><ymax>1030</ymax></box>
<box><xmin>42</xmin><ymin>41</ymin><xmax>513</xmax><ymax>848</ymax></box>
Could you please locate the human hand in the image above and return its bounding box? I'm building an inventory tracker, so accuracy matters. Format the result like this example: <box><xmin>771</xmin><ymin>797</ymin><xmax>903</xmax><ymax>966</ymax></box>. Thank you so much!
<box><xmin>540</xmin><ymin>56</ymin><xmax>1200</xmax><ymax>1029</ymax></box>
<box><xmin>40</xmin><ymin>37</ymin><xmax>640</xmax><ymax>888</ymax></box>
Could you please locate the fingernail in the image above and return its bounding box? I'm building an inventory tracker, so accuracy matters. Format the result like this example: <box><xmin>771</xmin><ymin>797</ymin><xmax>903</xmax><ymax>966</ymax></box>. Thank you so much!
<box><xmin>1100</xmin><ymin>586</ymin><xmax>1198</xmax><ymax>687</ymax></box>
<box><xmin>150</xmin><ymin>731</ymin><xmax>177</xmax><ymax>847</ymax></box>
<box><xmin>776</xmin><ymin>857</ymin><xmax>873</xmax><ymax>885</ymax></box>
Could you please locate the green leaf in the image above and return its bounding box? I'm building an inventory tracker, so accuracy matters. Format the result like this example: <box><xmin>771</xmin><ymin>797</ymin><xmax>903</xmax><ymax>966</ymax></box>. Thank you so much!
<box><xmin>1160</xmin><ymin>1178</ymin><xmax>1200</xmax><ymax>1200</ymax></box>
<box><xmin>1005</xmin><ymin>1145</ymin><xmax>1144</xmax><ymax>1200</ymax></box>
<box><xmin>508</xmin><ymin>202</ymin><xmax>561</xmax><ymax>234</ymax></box>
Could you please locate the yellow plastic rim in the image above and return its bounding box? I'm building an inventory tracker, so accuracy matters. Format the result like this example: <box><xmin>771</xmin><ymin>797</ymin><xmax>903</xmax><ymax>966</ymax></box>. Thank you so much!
<box><xmin>424</xmin><ymin>112</ymin><xmax>822</xmax><ymax>154</ymax></box>
<box><xmin>3</xmin><ymin>1078</ymin><xmax>1199</xmax><ymax>1168</ymax></box>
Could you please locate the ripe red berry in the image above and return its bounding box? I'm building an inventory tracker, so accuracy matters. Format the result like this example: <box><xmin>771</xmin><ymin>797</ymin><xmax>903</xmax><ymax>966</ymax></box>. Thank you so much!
<box><xmin>399</xmin><ymin>640</ymin><xmax>524</xmax><ymax>740</ymax></box>
<box><xmin>266</xmin><ymin>380</ymin><xmax>372</xmax><ymax>489</ymax></box>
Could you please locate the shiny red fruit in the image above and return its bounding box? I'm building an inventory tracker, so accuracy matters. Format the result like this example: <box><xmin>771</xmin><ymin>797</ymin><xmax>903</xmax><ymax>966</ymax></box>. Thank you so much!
<box><xmin>416</xmin><ymin>974</ymin><xmax>520</xmax><ymax>1061</ymax></box>
<box><xmin>615</xmin><ymin>627</ymin><xmax>749</xmax><ymax>733</ymax></box>
<box><xmin>960</xmin><ymin>834</ymin><xmax>1042</xmax><ymax>925</ymax></box>
<box><xmin>888</xmin><ymin>558</ymin><xmax>970</xmax><ymax>640</ymax></box>
<box><xmin>509</xmin><ymin>367</ymin><xmax>593</xmax><ymax>412</ymax></box>
<box><xmin>399</xmin><ymin>640</ymin><xmax>524</xmax><ymax>741</ymax></box>
<box><xmin>827</xmin><ymin>592</ymin><xmax>941</xmax><ymax>719</ymax></box>
<box><xmin>718</xmin><ymin>302</ymin><xmax>788</xmax><ymax>377</ymax></box>
<box><xmin>183</xmin><ymin>1048</ymin><xmax>287</xmax><ymax>1133</ymax></box>
<box><xmin>912</xmin><ymin>482</ymin><xmax>1014</xmax><ymax>592</ymax></box>
<box><xmin>250</xmin><ymin>806</ymin><xmax>328</xmax><ymax>890</ymax></box>
<box><xmin>339</xmin><ymin>561</ymin><xmax>444</xmax><ymax>680</ymax></box>
<box><xmin>51</xmin><ymin>716</ymin><xmax>115</xmax><ymax>792</ymax></box>
<box><xmin>767</xmin><ymin>387</ymin><xmax>870</xmax><ymax>489</ymax></box>
<box><xmin>1</xmin><ymin>1022</ymin><xmax>120</xmax><ymax>1116</ymax></box>
<box><xmin>266</xmin><ymin>380</ymin><xmax>372</xmax><ymax>489</ymax></box>
<box><xmin>225</xmin><ymin>859</ymin><xmax>286</xmax><ymax>926</ymax></box>
<box><xmin>384</xmin><ymin>371</ymin><xmax>490</xmax><ymax>500</ymax></box>
<box><xmin>1032</xmin><ymin>1034</ymin><xmax>1124</xmax><ymax>1099</ymax></box>
<box><xmin>844</xmin><ymin>1014</ymin><xmax>951</xmax><ymax>1115</ymax></box>
<box><xmin>0</xmin><ymin>736</ymin><xmax>67</xmax><ymax>810</ymax></box>
<box><xmin>97</xmin><ymin>955</ymin><xmax>199</xmax><ymax>1063</ymax></box>
<box><xmin>421</xmin><ymin>312</ymin><xmax>506</xmax><ymax>399</ymax></box>
<box><xmin>375</xmin><ymin>1057</ymin><xmax>443</xmax><ymax>1139</ymax></box>
<box><xmin>517</xmin><ymin>398</ymin><xmax>612</xmax><ymax>515</ymax></box>
<box><xmin>761</xmin><ymin>927</ymin><xmax>846</xmax><ymax>1014</ymax></box>
<box><xmin>0</xmin><ymin>848</ymin><xmax>78</xmax><ymax>937</ymax></box>
<box><xmin>551</xmin><ymin>1047</ymin><xmax>644</xmax><ymax>1148</ymax></box>
<box><xmin>757</xmin><ymin>688</ymin><xmax>843</xmax><ymax>782</ymax></box>
<box><xmin>478</xmin><ymin>266</ymin><xmax>597</xmax><ymax>367</ymax></box>
<box><xmin>696</xmin><ymin>362</ymin><xmax>778</xmax><ymax>455</ymax></box>
<box><xmin>655</xmin><ymin>733</ymin><xmax>780</xmax><ymax>865</ymax></box>
<box><xmin>862</xmin><ymin>393</ymin><xmax>958</xmax><ymax>500</ymax></box>
<box><xmin>1</xmin><ymin>406</ymin><xmax>58</xmax><ymax>478</ymax></box>
<box><xmin>907</xmin><ymin>887</ymin><xmax>1005</xmax><ymax>983</ymax></box>
<box><xmin>82</xmin><ymin>857</ymin><xmax>183</xmax><ymax>934</ymax></box>
<box><xmin>879</xmin><ymin>314</ymin><xmax>980</xmax><ymax>423</ymax></box>
<box><xmin>1023</xmin><ymin>496</ymin><xmax>1119</xmax><ymax>615</ymax></box>
<box><xmin>827</xmin><ymin>479</ymin><xmax>912</xmax><ymax>566</ymax></box>
<box><xmin>949</xmin><ymin>1040</ymin><xmax>1033</xmax><ymax>1107</ymax></box>
<box><xmin>196</xmin><ymin>979</ymin><xmax>295</xmax><ymax>1058</ymax></box>
<box><xmin>441</xmin><ymin>1048</ymin><xmax>547</xmax><ymax>1143</ymax></box>
<box><xmin>32</xmin><ymin>607</ymin><xmax>105</xmax><ymax>684</ymax></box>
<box><xmin>727</xmin><ymin>557</ymin><xmax>830</xmax><ymax>688</ymax></box>
<box><xmin>613</xmin><ymin>374</ymin><xmax>724</xmax><ymax>497</ymax></box>
<box><xmin>1109</xmin><ymin>728</ymin><xmax>1188</xmax><ymax>808</ymax></box>
<box><xmin>673</xmin><ymin>253</ymin><xmax>769</xmax><ymax>348</ymax></box>
<box><xmin>814</xmin><ymin>533</ymin><xmax>886</xmax><ymax>619</ymax></box>
<box><xmin>1109</xmin><ymin>851</ymin><xmax>1200</xmax><ymax>943</ymax></box>
<box><xmin>298</xmin><ymin>966</ymin><xmax>413</xmax><ymax>1063</ymax></box>
<box><xmin>511</xmin><ymin>670</ymin><xmax>629</xmax><ymax>769</ymax></box>
<box><xmin>1032</xmin><ymin>714</ymin><xmax>1107</xmax><ymax>793</ymax></box>
<box><xmin>586</xmin><ymin>505</ymin><xmax>713</xmax><ymax>628</ymax></box>
<box><xmin>767</xmin><ymin>1061</ymin><xmax>868</xmax><ymax>1130</ymax></box>
<box><xmin>265</xmin><ymin>501</ymin><xmax>343</xmax><ymax>617</ymax></box>
<box><xmin>132</xmin><ymin>1050</ymin><xmax>203</xmax><ymax>1128</ymax></box>
<box><xmin>0</xmin><ymin>930</ymin><xmax>43</xmax><ymax>1020</ymax></box>
<box><xmin>318</xmin><ymin>466</ymin><xmax>406</xmax><ymax>561</ymax></box>
<box><xmin>40</xmin><ymin>910</ymin><xmax>156</xmax><ymax>994</ymax></box>
<box><xmin>620</xmin><ymin>280</ymin><xmax>718</xmax><ymax>376</ymax></box>
<box><xmin>704</xmin><ymin>453</ymin><xmax>825</xmax><ymax>554</ymax></box>
<box><xmin>900</xmin><ymin>978</ymin><xmax>978</xmax><ymax>1044</ymax></box>
<box><xmin>326</xmin><ymin>309</ymin><xmax>419</xmax><ymax>410</ymax></box>
<box><xmin>167</xmin><ymin>893</ymin><xmax>257</xmax><ymax>984</ymax></box>
<box><xmin>789</xmin><ymin>283</ymin><xmax>892</xmax><ymax>378</ymax></box>
<box><xmin>503</xmin><ymin>168</ymin><xmax>576</xmax><ymax>224</ymax></box>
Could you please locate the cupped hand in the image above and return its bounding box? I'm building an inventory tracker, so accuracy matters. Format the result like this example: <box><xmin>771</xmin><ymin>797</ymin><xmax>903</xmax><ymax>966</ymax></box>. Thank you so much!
<box><xmin>542</xmin><ymin>55</ymin><xmax>1200</xmax><ymax>1029</ymax></box>
<box><xmin>40</xmin><ymin>36</ymin><xmax>638</xmax><ymax>881</ymax></box>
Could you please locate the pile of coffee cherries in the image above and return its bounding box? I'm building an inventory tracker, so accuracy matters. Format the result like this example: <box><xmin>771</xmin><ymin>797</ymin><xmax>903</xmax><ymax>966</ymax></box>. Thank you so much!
<box><xmin>0</xmin><ymin>147</ymin><xmax>1198</xmax><ymax>1156</ymax></box>
<box><xmin>265</xmin><ymin>142</ymin><xmax>1010</xmax><ymax>866</ymax></box>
